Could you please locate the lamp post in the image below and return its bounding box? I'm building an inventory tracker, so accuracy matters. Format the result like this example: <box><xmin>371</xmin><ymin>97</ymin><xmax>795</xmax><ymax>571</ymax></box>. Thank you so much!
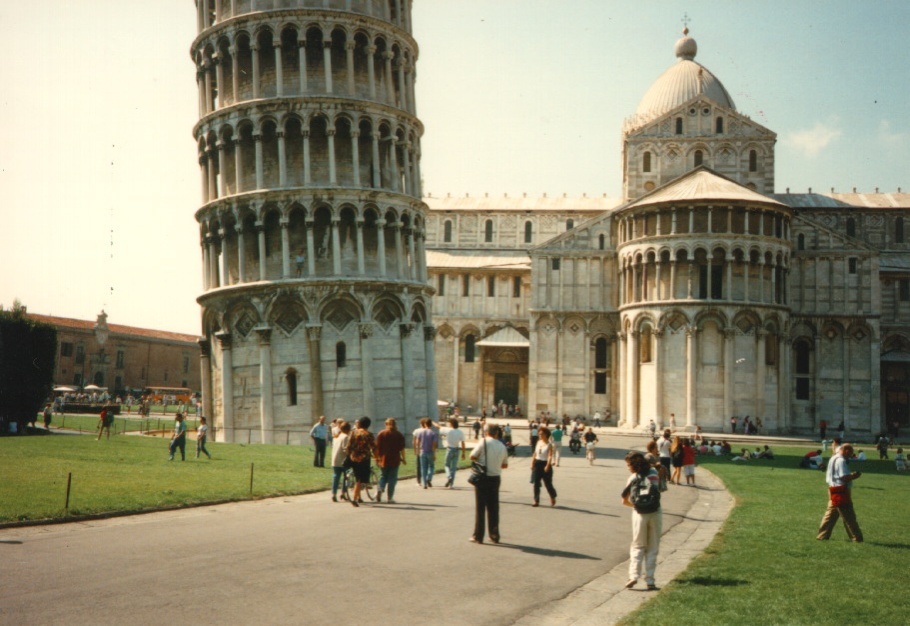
<box><xmin>93</xmin><ymin>310</ymin><xmax>110</xmax><ymax>390</ymax></box>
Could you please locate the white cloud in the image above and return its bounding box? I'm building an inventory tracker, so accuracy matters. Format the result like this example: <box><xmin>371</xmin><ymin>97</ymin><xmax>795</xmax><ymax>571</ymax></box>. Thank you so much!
<box><xmin>877</xmin><ymin>119</ymin><xmax>908</xmax><ymax>149</ymax></box>
<box><xmin>784</xmin><ymin>120</ymin><xmax>842</xmax><ymax>158</ymax></box>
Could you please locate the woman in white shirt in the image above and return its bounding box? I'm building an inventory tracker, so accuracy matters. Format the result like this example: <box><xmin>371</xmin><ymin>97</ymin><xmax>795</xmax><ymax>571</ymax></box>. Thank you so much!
<box><xmin>531</xmin><ymin>426</ymin><xmax>557</xmax><ymax>507</ymax></box>
<box><xmin>330</xmin><ymin>420</ymin><xmax>351</xmax><ymax>502</ymax></box>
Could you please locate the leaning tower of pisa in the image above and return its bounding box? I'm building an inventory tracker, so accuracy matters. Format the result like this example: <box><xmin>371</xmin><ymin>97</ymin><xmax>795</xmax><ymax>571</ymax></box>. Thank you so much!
<box><xmin>191</xmin><ymin>0</ymin><xmax>436</xmax><ymax>443</ymax></box>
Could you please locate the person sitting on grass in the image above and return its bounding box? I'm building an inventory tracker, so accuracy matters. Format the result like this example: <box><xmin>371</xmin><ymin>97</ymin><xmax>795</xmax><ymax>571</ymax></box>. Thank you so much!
<box><xmin>755</xmin><ymin>445</ymin><xmax>775</xmax><ymax>460</ymax></box>
<box><xmin>731</xmin><ymin>448</ymin><xmax>752</xmax><ymax>462</ymax></box>
<box><xmin>895</xmin><ymin>447</ymin><xmax>906</xmax><ymax>472</ymax></box>
<box><xmin>720</xmin><ymin>440</ymin><xmax>732</xmax><ymax>455</ymax></box>
<box><xmin>800</xmin><ymin>449</ymin><xmax>824</xmax><ymax>470</ymax></box>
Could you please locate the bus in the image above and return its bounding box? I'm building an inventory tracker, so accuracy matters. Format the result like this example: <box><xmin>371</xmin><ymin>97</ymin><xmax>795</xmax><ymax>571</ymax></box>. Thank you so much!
<box><xmin>142</xmin><ymin>386</ymin><xmax>194</xmax><ymax>405</ymax></box>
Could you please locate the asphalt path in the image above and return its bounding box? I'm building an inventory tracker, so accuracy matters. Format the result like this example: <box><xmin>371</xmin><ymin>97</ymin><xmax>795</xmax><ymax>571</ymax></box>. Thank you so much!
<box><xmin>0</xmin><ymin>433</ymin><xmax>706</xmax><ymax>626</ymax></box>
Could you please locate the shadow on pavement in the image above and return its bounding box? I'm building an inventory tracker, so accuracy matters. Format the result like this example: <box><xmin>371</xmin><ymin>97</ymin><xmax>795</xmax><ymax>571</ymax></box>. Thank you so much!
<box><xmin>490</xmin><ymin>542</ymin><xmax>602</xmax><ymax>560</ymax></box>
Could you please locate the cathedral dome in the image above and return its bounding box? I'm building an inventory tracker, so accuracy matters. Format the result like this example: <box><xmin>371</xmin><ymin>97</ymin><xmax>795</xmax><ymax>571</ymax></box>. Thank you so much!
<box><xmin>633</xmin><ymin>29</ymin><xmax>736</xmax><ymax>125</ymax></box>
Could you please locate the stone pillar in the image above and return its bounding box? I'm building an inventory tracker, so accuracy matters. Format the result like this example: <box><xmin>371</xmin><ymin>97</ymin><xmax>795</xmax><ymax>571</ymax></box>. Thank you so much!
<box><xmin>394</xmin><ymin>223</ymin><xmax>404</xmax><ymax>279</ymax></box>
<box><xmin>366</xmin><ymin>45</ymin><xmax>377</xmax><ymax>99</ymax></box>
<box><xmin>779</xmin><ymin>336</ymin><xmax>791</xmax><ymax>432</ymax></box>
<box><xmin>217</xmin><ymin>142</ymin><xmax>227</xmax><ymax>197</ymax></box>
<box><xmin>298</xmin><ymin>41</ymin><xmax>308</xmax><ymax>93</ymax></box>
<box><xmin>358</xmin><ymin>323</ymin><xmax>375</xmax><ymax>417</ymax></box>
<box><xmin>257</xmin><ymin>222</ymin><xmax>267</xmax><ymax>281</ymax></box>
<box><xmin>273</xmin><ymin>41</ymin><xmax>283</xmax><ymax>97</ymax></box>
<box><xmin>654</xmin><ymin>330</ymin><xmax>663</xmax><ymax>424</ymax></box>
<box><xmin>322</xmin><ymin>39</ymin><xmax>333</xmax><ymax>93</ymax></box>
<box><xmin>389</xmin><ymin>137</ymin><xmax>400</xmax><ymax>192</ymax></box>
<box><xmin>216</xmin><ymin>332</ymin><xmax>234</xmax><ymax>442</ymax></box>
<box><xmin>383</xmin><ymin>51</ymin><xmax>394</xmax><ymax>104</ymax></box>
<box><xmin>251</xmin><ymin>43</ymin><xmax>260</xmax><ymax>99</ymax></box>
<box><xmin>407</xmin><ymin>227</ymin><xmax>417</xmax><ymax>280</ymax></box>
<box><xmin>396</xmin><ymin>60</ymin><xmax>407</xmax><ymax>110</ymax></box>
<box><xmin>327</xmin><ymin>128</ymin><xmax>337</xmax><ymax>184</ymax></box>
<box><xmin>277</xmin><ymin>131</ymin><xmax>287</xmax><ymax>187</ymax></box>
<box><xmin>452</xmin><ymin>333</ymin><xmax>460</xmax><ymax>404</ymax></box>
<box><xmin>305</xmin><ymin>220</ymin><xmax>316</xmax><ymax>276</ymax></box>
<box><xmin>207</xmin><ymin>149</ymin><xmax>217</xmax><ymax>201</ymax></box>
<box><xmin>616</xmin><ymin>331</ymin><xmax>625</xmax><ymax>425</ymax></box>
<box><xmin>355</xmin><ymin>220</ymin><xmax>365</xmax><ymax>275</ymax></box>
<box><xmin>424</xmin><ymin>326</ymin><xmax>439</xmax><ymax>421</ymax></box>
<box><xmin>254</xmin><ymin>133</ymin><xmax>264</xmax><ymax>189</ymax></box>
<box><xmin>685</xmin><ymin>325</ymin><xmax>697</xmax><ymax>427</ymax></box>
<box><xmin>198</xmin><ymin>338</ymin><xmax>213</xmax><ymax>423</ymax></box>
<box><xmin>280</xmin><ymin>220</ymin><xmax>291</xmax><ymax>278</ymax></box>
<box><xmin>416</xmin><ymin>232</ymin><xmax>427</xmax><ymax>282</ymax></box>
<box><xmin>331</xmin><ymin>219</ymin><xmax>342</xmax><ymax>275</ymax></box>
<box><xmin>233</xmin><ymin>138</ymin><xmax>243</xmax><ymax>193</ymax></box>
<box><xmin>345</xmin><ymin>41</ymin><xmax>356</xmax><ymax>95</ymax></box>
<box><xmin>723</xmin><ymin>327</ymin><xmax>735</xmax><ymax>428</ymax></box>
<box><xmin>401</xmin><ymin>141</ymin><xmax>412</xmax><ymax>196</ymax></box>
<box><xmin>400</xmin><ymin>323</ymin><xmax>415</xmax><ymax>422</ymax></box>
<box><xmin>351</xmin><ymin>130</ymin><xmax>361</xmax><ymax>187</ymax></box>
<box><xmin>377</xmin><ymin>219</ymin><xmax>387</xmax><ymax>277</ymax></box>
<box><xmin>219</xmin><ymin>229</ymin><xmax>230</xmax><ymax>285</ymax></box>
<box><xmin>756</xmin><ymin>330</ymin><xmax>767</xmax><ymax>420</ymax></box>
<box><xmin>669</xmin><ymin>260</ymin><xmax>677</xmax><ymax>300</ymax></box>
<box><xmin>302</xmin><ymin>130</ymin><xmax>312</xmax><ymax>185</ymax></box>
<box><xmin>371</xmin><ymin>132</ymin><xmax>381</xmax><ymax>187</ymax></box>
<box><xmin>203</xmin><ymin>59</ymin><xmax>213</xmax><ymax>113</ymax></box>
<box><xmin>307</xmin><ymin>325</ymin><xmax>324</xmax><ymax>417</ymax></box>
<box><xmin>556</xmin><ymin>326</ymin><xmax>564</xmax><ymax>414</ymax></box>
<box><xmin>255</xmin><ymin>326</ymin><xmax>274</xmax><ymax>444</ymax></box>
<box><xmin>236</xmin><ymin>223</ymin><xmax>246</xmax><ymax>282</ymax></box>
<box><xmin>629</xmin><ymin>330</ymin><xmax>639</xmax><ymax>428</ymax></box>
<box><xmin>208</xmin><ymin>237</ymin><xmax>220</xmax><ymax>288</ymax></box>
<box><xmin>230</xmin><ymin>45</ymin><xmax>240</xmax><ymax>103</ymax></box>
<box><xmin>214</xmin><ymin>55</ymin><xmax>224</xmax><ymax>109</ymax></box>
<box><xmin>201</xmin><ymin>240</ymin><xmax>210</xmax><ymax>291</ymax></box>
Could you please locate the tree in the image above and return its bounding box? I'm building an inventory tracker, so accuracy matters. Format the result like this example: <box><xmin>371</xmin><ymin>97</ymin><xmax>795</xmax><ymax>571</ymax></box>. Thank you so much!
<box><xmin>0</xmin><ymin>302</ymin><xmax>57</xmax><ymax>434</ymax></box>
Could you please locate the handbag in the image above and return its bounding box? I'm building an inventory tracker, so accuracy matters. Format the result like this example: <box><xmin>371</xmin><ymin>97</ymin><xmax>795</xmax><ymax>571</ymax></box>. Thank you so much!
<box><xmin>468</xmin><ymin>439</ymin><xmax>488</xmax><ymax>486</ymax></box>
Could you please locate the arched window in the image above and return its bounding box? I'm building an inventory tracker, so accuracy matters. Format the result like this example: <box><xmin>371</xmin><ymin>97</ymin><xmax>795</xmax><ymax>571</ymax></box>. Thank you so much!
<box><xmin>336</xmin><ymin>342</ymin><xmax>346</xmax><ymax>367</ymax></box>
<box><xmin>598</xmin><ymin>233</ymin><xmax>606</xmax><ymax>250</ymax></box>
<box><xmin>524</xmin><ymin>220</ymin><xmax>533</xmax><ymax>244</ymax></box>
<box><xmin>465</xmin><ymin>334</ymin><xmax>476</xmax><ymax>363</ymax></box>
<box><xmin>749</xmin><ymin>150</ymin><xmax>758</xmax><ymax>172</ymax></box>
<box><xmin>484</xmin><ymin>219</ymin><xmax>493</xmax><ymax>243</ymax></box>
<box><xmin>286</xmin><ymin>370</ymin><xmax>298</xmax><ymax>405</ymax></box>
<box><xmin>896</xmin><ymin>217</ymin><xmax>905</xmax><ymax>244</ymax></box>
<box><xmin>715</xmin><ymin>117</ymin><xmax>724</xmax><ymax>134</ymax></box>
<box><xmin>643</xmin><ymin>151</ymin><xmax>651</xmax><ymax>173</ymax></box>
<box><xmin>443</xmin><ymin>220</ymin><xmax>452</xmax><ymax>243</ymax></box>
<box><xmin>694</xmin><ymin>150</ymin><xmax>703</xmax><ymax>167</ymax></box>
<box><xmin>797</xmin><ymin>234</ymin><xmax>805</xmax><ymax>250</ymax></box>
<box><xmin>566</xmin><ymin>219</ymin><xmax>574</xmax><ymax>230</ymax></box>
<box><xmin>846</xmin><ymin>217</ymin><xmax>856</xmax><ymax>237</ymax></box>
<box><xmin>675</xmin><ymin>117</ymin><xmax>683</xmax><ymax>134</ymax></box>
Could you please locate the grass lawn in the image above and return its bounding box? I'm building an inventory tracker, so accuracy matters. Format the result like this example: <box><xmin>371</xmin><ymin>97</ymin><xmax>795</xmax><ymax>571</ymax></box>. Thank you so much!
<box><xmin>620</xmin><ymin>446</ymin><xmax>909</xmax><ymax>626</ymax></box>
<box><xmin>46</xmin><ymin>413</ymin><xmax>202</xmax><ymax>435</ymax></box>
<box><xmin>0</xmin><ymin>433</ymin><xmax>458</xmax><ymax>523</ymax></box>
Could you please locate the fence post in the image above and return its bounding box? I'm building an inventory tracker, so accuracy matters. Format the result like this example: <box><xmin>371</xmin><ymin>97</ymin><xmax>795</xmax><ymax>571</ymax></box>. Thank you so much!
<box><xmin>249</xmin><ymin>463</ymin><xmax>254</xmax><ymax>496</ymax></box>
<box><xmin>64</xmin><ymin>472</ymin><xmax>72</xmax><ymax>516</ymax></box>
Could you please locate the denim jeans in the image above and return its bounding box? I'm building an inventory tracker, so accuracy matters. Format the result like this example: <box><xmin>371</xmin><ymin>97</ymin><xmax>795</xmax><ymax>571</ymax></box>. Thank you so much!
<box><xmin>418</xmin><ymin>452</ymin><xmax>435</xmax><ymax>487</ymax></box>
<box><xmin>332</xmin><ymin>466</ymin><xmax>345</xmax><ymax>496</ymax></box>
<box><xmin>379</xmin><ymin>465</ymin><xmax>400</xmax><ymax>499</ymax></box>
<box><xmin>445</xmin><ymin>447</ymin><xmax>460</xmax><ymax>484</ymax></box>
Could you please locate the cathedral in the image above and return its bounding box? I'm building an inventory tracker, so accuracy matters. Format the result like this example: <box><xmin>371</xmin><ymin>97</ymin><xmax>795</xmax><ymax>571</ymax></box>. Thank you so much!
<box><xmin>425</xmin><ymin>28</ymin><xmax>910</xmax><ymax>437</ymax></box>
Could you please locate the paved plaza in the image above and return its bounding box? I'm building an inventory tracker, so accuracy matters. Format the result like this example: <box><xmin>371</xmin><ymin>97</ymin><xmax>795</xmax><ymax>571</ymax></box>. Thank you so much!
<box><xmin>0</xmin><ymin>431</ymin><xmax>731</xmax><ymax>625</ymax></box>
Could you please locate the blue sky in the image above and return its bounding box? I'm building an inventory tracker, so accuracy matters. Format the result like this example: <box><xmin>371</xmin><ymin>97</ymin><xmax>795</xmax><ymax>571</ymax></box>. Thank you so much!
<box><xmin>1</xmin><ymin>0</ymin><xmax>907</xmax><ymax>335</ymax></box>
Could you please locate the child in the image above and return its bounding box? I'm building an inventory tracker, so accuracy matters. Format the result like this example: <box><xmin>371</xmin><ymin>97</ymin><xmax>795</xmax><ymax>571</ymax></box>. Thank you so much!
<box><xmin>895</xmin><ymin>447</ymin><xmax>907</xmax><ymax>472</ymax></box>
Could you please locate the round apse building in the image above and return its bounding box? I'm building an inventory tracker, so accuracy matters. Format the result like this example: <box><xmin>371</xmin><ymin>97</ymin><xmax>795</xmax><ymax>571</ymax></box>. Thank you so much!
<box><xmin>191</xmin><ymin>0</ymin><xmax>436</xmax><ymax>443</ymax></box>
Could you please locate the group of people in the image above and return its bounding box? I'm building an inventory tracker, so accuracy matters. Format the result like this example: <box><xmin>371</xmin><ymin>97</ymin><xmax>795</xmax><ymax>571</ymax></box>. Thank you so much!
<box><xmin>647</xmin><ymin>430</ymin><xmax>697</xmax><ymax>488</ymax></box>
<box><xmin>166</xmin><ymin>413</ymin><xmax>211</xmax><ymax>461</ymax></box>
<box><xmin>482</xmin><ymin>402</ymin><xmax>523</xmax><ymax>419</ymax></box>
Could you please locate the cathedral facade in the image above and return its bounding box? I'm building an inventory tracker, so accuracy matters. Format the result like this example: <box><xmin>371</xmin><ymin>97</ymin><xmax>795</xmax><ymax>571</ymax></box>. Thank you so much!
<box><xmin>426</xmin><ymin>30</ymin><xmax>909</xmax><ymax>436</ymax></box>
<box><xmin>191</xmin><ymin>1</ymin><xmax>436</xmax><ymax>443</ymax></box>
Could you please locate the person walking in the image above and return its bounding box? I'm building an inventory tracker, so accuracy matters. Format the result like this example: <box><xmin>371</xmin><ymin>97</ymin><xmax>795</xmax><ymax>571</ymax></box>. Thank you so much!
<box><xmin>469</xmin><ymin>424</ymin><xmax>509</xmax><ymax>544</ymax></box>
<box><xmin>583</xmin><ymin>427</ymin><xmax>599</xmax><ymax>465</ymax></box>
<box><xmin>681</xmin><ymin>437</ymin><xmax>696</xmax><ymax>486</ymax></box>
<box><xmin>330</xmin><ymin>420</ymin><xmax>351</xmax><ymax>502</ymax></box>
<box><xmin>529</xmin><ymin>422</ymin><xmax>539</xmax><ymax>451</ymax></box>
<box><xmin>309</xmin><ymin>415</ymin><xmax>328</xmax><ymax>467</ymax></box>
<box><xmin>42</xmin><ymin>403</ymin><xmax>53</xmax><ymax>430</ymax></box>
<box><xmin>96</xmin><ymin>407</ymin><xmax>113</xmax><ymax>440</ymax></box>
<box><xmin>621</xmin><ymin>451</ymin><xmax>662</xmax><ymax>591</ymax></box>
<box><xmin>414</xmin><ymin>418</ymin><xmax>438</xmax><ymax>488</ymax></box>
<box><xmin>375</xmin><ymin>418</ymin><xmax>406</xmax><ymax>503</ymax></box>
<box><xmin>551</xmin><ymin>424</ymin><xmax>564</xmax><ymax>466</ymax></box>
<box><xmin>816</xmin><ymin>443</ymin><xmax>863</xmax><ymax>542</ymax></box>
<box><xmin>531</xmin><ymin>426</ymin><xmax>557</xmax><ymax>507</ymax></box>
<box><xmin>195</xmin><ymin>416</ymin><xmax>212</xmax><ymax>459</ymax></box>
<box><xmin>168</xmin><ymin>413</ymin><xmax>187</xmax><ymax>461</ymax></box>
<box><xmin>439</xmin><ymin>417</ymin><xmax>466</xmax><ymax>488</ymax></box>
<box><xmin>669</xmin><ymin>435</ymin><xmax>684</xmax><ymax>484</ymax></box>
<box><xmin>657</xmin><ymin>429</ymin><xmax>672</xmax><ymax>480</ymax></box>
<box><xmin>346</xmin><ymin>417</ymin><xmax>376</xmax><ymax>507</ymax></box>
<box><xmin>819</xmin><ymin>419</ymin><xmax>828</xmax><ymax>441</ymax></box>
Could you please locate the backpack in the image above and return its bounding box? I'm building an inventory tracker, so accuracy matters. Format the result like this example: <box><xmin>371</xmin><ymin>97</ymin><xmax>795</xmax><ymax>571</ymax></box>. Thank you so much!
<box><xmin>630</xmin><ymin>472</ymin><xmax>661</xmax><ymax>514</ymax></box>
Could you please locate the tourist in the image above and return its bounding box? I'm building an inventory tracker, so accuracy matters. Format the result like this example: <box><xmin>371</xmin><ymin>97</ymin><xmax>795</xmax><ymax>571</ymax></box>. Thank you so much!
<box><xmin>469</xmin><ymin>424</ymin><xmax>509</xmax><ymax>544</ymax></box>
<box><xmin>657</xmin><ymin>429</ymin><xmax>672</xmax><ymax>477</ymax></box>
<box><xmin>530</xmin><ymin>422</ymin><xmax>539</xmax><ymax>451</ymax></box>
<box><xmin>681</xmin><ymin>437</ymin><xmax>696</xmax><ymax>486</ymax></box>
<box><xmin>816</xmin><ymin>444</ymin><xmax>863</xmax><ymax>542</ymax></box>
<box><xmin>670</xmin><ymin>435</ymin><xmax>684</xmax><ymax>484</ymax></box>
<box><xmin>645</xmin><ymin>440</ymin><xmax>668</xmax><ymax>491</ymax></box>
<box><xmin>439</xmin><ymin>417</ymin><xmax>466</xmax><ymax>488</ymax></box>
<box><xmin>294</xmin><ymin>248</ymin><xmax>305</xmax><ymax>276</ymax></box>
<box><xmin>97</xmin><ymin>407</ymin><xmax>113</xmax><ymax>441</ymax></box>
<box><xmin>309</xmin><ymin>415</ymin><xmax>328</xmax><ymax>467</ymax></box>
<box><xmin>819</xmin><ymin>419</ymin><xmax>827</xmax><ymax>441</ymax></box>
<box><xmin>730</xmin><ymin>416</ymin><xmax>737</xmax><ymax>433</ymax></box>
<box><xmin>346</xmin><ymin>417</ymin><xmax>376</xmax><ymax>507</ymax></box>
<box><xmin>755</xmin><ymin>445</ymin><xmax>774</xmax><ymax>460</ymax></box>
<box><xmin>195</xmin><ymin>416</ymin><xmax>211</xmax><ymax>459</ymax></box>
<box><xmin>584</xmin><ymin>427</ymin><xmax>599</xmax><ymax>465</ymax></box>
<box><xmin>621</xmin><ymin>451</ymin><xmax>661</xmax><ymax>591</ymax></box>
<box><xmin>876</xmin><ymin>434</ymin><xmax>890</xmax><ymax>460</ymax></box>
<box><xmin>648</xmin><ymin>419</ymin><xmax>656</xmax><ymax>439</ymax></box>
<box><xmin>472</xmin><ymin>418</ymin><xmax>481</xmax><ymax>440</ymax></box>
<box><xmin>800</xmin><ymin>449</ymin><xmax>824</xmax><ymax>470</ymax></box>
<box><xmin>414</xmin><ymin>417</ymin><xmax>438</xmax><ymax>489</ymax></box>
<box><xmin>330</xmin><ymin>420</ymin><xmax>351</xmax><ymax>502</ymax></box>
<box><xmin>168</xmin><ymin>413</ymin><xmax>187</xmax><ymax>461</ymax></box>
<box><xmin>894</xmin><ymin>447</ymin><xmax>906</xmax><ymax>472</ymax></box>
<box><xmin>375</xmin><ymin>418</ymin><xmax>406</xmax><ymax>503</ymax></box>
<box><xmin>551</xmin><ymin>423</ymin><xmax>564</xmax><ymax>466</ymax></box>
<box><xmin>42</xmin><ymin>403</ymin><xmax>52</xmax><ymax>430</ymax></box>
<box><xmin>530</xmin><ymin>426</ymin><xmax>557</xmax><ymax>507</ymax></box>
<box><xmin>731</xmin><ymin>448</ymin><xmax>752</xmax><ymax>462</ymax></box>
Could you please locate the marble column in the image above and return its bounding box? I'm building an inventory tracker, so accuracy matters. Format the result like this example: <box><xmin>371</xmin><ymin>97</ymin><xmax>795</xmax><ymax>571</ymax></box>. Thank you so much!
<box><xmin>629</xmin><ymin>331</ymin><xmax>639</xmax><ymax>428</ymax></box>
<box><xmin>359</xmin><ymin>323</ymin><xmax>375</xmax><ymax>417</ymax></box>
<box><xmin>305</xmin><ymin>220</ymin><xmax>316</xmax><ymax>276</ymax></box>
<box><xmin>307</xmin><ymin>325</ymin><xmax>324</xmax><ymax>417</ymax></box>
<box><xmin>424</xmin><ymin>326</ymin><xmax>439</xmax><ymax>421</ymax></box>
<box><xmin>236</xmin><ymin>223</ymin><xmax>246</xmax><ymax>282</ymax></box>
<box><xmin>322</xmin><ymin>39</ymin><xmax>333</xmax><ymax>93</ymax></box>
<box><xmin>216</xmin><ymin>332</ymin><xmax>234</xmax><ymax>442</ymax></box>
<box><xmin>273</xmin><ymin>41</ymin><xmax>283</xmax><ymax>96</ymax></box>
<box><xmin>255</xmin><ymin>326</ymin><xmax>274</xmax><ymax>444</ymax></box>
<box><xmin>355</xmin><ymin>220</ymin><xmax>365</xmax><ymax>275</ymax></box>
<box><xmin>251</xmin><ymin>43</ymin><xmax>260</xmax><ymax>98</ymax></box>
<box><xmin>400</xmin><ymin>323</ymin><xmax>414</xmax><ymax>423</ymax></box>
<box><xmin>331</xmin><ymin>219</ymin><xmax>342</xmax><ymax>275</ymax></box>
<box><xmin>198</xmin><ymin>338</ymin><xmax>213</xmax><ymax>426</ymax></box>
<box><xmin>685</xmin><ymin>325</ymin><xmax>697</xmax><ymax>427</ymax></box>
<box><xmin>723</xmin><ymin>327</ymin><xmax>735</xmax><ymax>428</ymax></box>
<box><xmin>257</xmin><ymin>222</ymin><xmax>267</xmax><ymax>281</ymax></box>
<box><xmin>280</xmin><ymin>220</ymin><xmax>291</xmax><ymax>278</ymax></box>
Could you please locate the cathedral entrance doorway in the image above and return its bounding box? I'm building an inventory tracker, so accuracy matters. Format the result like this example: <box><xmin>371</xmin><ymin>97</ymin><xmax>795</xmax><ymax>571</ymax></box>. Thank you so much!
<box><xmin>882</xmin><ymin>362</ymin><xmax>909</xmax><ymax>428</ymax></box>
<box><xmin>494</xmin><ymin>373</ymin><xmax>520</xmax><ymax>406</ymax></box>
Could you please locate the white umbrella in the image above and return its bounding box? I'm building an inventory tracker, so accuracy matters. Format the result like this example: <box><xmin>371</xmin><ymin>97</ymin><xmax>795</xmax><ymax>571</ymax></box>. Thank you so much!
<box><xmin>437</xmin><ymin>399</ymin><xmax>449</xmax><ymax>406</ymax></box>
<box><xmin>84</xmin><ymin>384</ymin><xmax>105</xmax><ymax>391</ymax></box>
<box><xmin>54</xmin><ymin>386</ymin><xmax>76</xmax><ymax>392</ymax></box>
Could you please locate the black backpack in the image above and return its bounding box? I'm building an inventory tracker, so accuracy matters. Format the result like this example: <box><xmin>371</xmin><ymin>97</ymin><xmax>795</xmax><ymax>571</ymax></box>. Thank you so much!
<box><xmin>630</xmin><ymin>472</ymin><xmax>661</xmax><ymax>514</ymax></box>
